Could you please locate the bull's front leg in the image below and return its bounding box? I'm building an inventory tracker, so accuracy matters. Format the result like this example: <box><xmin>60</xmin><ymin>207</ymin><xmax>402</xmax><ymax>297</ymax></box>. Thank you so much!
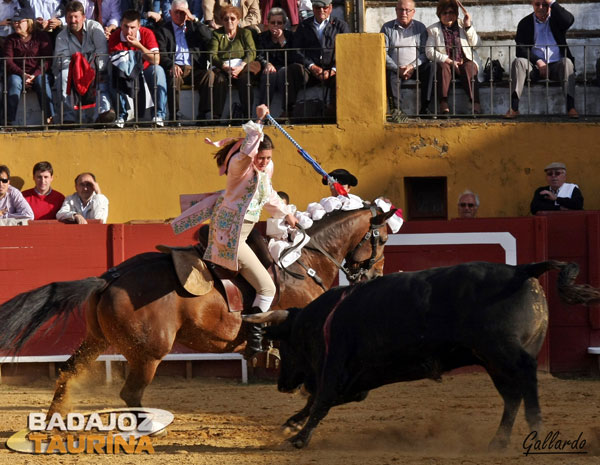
<box><xmin>288</xmin><ymin>396</ymin><xmax>333</xmax><ymax>448</ymax></box>
<box><xmin>282</xmin><ymin>394</ymin><xmax>314</xmax><ymax>434</ymax></box>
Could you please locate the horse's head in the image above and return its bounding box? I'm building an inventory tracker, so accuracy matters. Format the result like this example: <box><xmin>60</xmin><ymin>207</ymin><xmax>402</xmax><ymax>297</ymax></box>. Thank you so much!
<box><xmin>344</xmin><ymin>207</ymin><xmax>397</xmax><ymax>283</ymax></box>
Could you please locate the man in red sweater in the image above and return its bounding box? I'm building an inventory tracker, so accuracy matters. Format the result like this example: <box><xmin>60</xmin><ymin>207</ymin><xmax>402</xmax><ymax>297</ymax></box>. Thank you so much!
<box><xmin>22</xmin><ymin>161</ymin><xmax>65</xmax><ymax>220</ymax></box>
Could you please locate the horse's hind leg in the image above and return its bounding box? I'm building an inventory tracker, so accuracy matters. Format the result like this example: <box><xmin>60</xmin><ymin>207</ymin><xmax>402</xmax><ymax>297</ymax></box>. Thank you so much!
<box><xmin>47</xmin><ymin>335</ymin><xmax>109</xmax><ymax>417</ymax></box>
<box><xmin>119</xmin><ymin>357</ymin><xmax>161</xmax><ymax>408</ymax></box>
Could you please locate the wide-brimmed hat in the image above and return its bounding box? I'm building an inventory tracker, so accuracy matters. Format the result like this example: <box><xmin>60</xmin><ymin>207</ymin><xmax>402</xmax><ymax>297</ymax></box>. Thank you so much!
<box><xmin>544</xmin><ymin>162</ymin><xmax>566</xmax><ymax>171</ymax></box>
<box><xmin>322</xmin><ymin>168</ymin><xmax>358</xmax><ymax>187</ymax></box>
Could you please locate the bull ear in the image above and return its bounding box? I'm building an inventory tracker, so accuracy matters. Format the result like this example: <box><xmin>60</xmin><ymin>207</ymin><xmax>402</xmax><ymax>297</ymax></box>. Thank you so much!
<box><xmin>372</xmin><ymin>208</ymin><xmax>397</xmax><ymax>226</ymax></box>
<box><xmin>242</xmin><ymin>309</ymin><xmax>289</xmax><ymax>324</ymax></box>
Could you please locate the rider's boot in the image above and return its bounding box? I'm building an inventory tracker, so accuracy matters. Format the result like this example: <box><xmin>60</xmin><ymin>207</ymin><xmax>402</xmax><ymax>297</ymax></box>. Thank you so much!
<box><xmin>244</xmin><ymin>306</ymin><xmax>265</xmax><ymax>360</ymax></box>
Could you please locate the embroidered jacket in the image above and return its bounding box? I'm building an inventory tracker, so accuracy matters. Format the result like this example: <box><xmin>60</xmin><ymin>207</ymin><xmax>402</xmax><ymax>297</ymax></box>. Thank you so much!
<box><xmin>172</xmin><ymin>121</ymin><xmax>287</xmax><ymax>270</ymax></box>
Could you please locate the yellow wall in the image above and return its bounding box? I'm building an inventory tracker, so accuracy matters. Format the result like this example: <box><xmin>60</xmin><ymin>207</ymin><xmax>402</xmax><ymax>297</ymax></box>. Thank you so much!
<box><xmin>2</xmin><ymin>34</ymin><xmax>599</xmax><ymax>223</ymax></box>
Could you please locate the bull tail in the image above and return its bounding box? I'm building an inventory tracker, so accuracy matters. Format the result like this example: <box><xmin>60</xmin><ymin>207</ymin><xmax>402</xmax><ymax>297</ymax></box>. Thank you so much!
<box><xmin>522</xmin><ymin>260</ymin><xmax>600</xmax><ymax>306</ymax></box>
<box><xmin>0</xmin><ymin>277</ymin><xmax>108</xmax><ymax>352</ymax></box>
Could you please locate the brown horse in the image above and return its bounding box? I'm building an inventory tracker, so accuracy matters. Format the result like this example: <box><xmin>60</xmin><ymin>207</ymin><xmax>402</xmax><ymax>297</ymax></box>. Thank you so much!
<box><xmin>0</xmin><ymin>206</ymin><xmax>396</xmax><ymax>416</ymax></box>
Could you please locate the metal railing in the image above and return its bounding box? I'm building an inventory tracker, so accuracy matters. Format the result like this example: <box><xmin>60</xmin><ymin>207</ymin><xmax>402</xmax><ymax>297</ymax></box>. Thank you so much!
<box><xmin>2</xmin><ymin>43</ymin><xmax>599</xmax><ymax>129</ymax></box>
<box><xmin>0</xmin><ymin>47</ymin><xmax>338</xmax><ymax>129</ymax></box>
<box><xmin>385</xmin><ymin>43</ymin><xmax>600</xmax><ymax>119</ymax></box>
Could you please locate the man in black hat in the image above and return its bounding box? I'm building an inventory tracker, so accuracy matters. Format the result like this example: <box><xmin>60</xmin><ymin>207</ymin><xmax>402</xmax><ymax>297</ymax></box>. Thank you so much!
<box><xmin>530</xmin><ymin>162</ymin><xmax>583</xmax><ymax>214</ymax></box>
<box><xmin>322</xmin><ymin>168</ymin><xmax>357</xmax><ymax>196</ymax></box>
<box><xmin>286</xmin><ymin>0</ymin><xmax>349</xmax><ymax>119</ymax></box>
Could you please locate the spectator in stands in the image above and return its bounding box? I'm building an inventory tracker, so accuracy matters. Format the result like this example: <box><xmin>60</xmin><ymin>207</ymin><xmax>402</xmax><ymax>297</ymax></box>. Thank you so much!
<box><xmin>120</xmin><ymin>0</ymin><xmax>163</xmax><ymax>28</ymax></box>
<box><xmin>0</xmin><ymin>164</ymin><xmax>35</xmax><ymax>220</ymax></box>
<box><xmin>426</xmin><ymin>0</ymin><xmax>482</xmax><ymax>115</ymax></box>
<box><xmin>287</xmin><ymin>0</ymin><xmax>349</xmax><ymax>118</ymax></box>
<box><xmin>160</xmin><ymin>0</ymin><xmax>204</xmax><ymax>25</ymax></box>
<box><xmin>109</xmin><ymin>9</ymin><xmax>167</xmax><ymax>127</ymax></box>
<box><xmin>381</xmin><ymin>0</ymin><xmax>433</xmax><ymax>116</ymax></box>
<box><xmin>4</xmin><ymin>9</ymin><xmax>55</xmax><ymax>125</ymax></box>
<box><xmin>260</xmin><ymin>0</ymin><xmax>298</xmax><ymax>30</ymax></box>
<box><xmin>205</xmin><ymin>5</ymin><xmax>256</xmax><ymax>120</ymax></box>
<box><xmin>57</xmin><ymin>172</ymin><xmax>109</xmax><ymax>223</ymax></box>
<box><xmin>155</xmin><ymin>0</ymin><xmax>212</xmax><ymax>123</ymax></box>
<box><xmin>71</xmin><ymin>0</ymin><xmax>121</xmax><ymax>38</ymax></box>
<box><xmin>28</xmin><ymin>0</ymin><xmax>65</xmax><ymax>39</ymax></box>
<box><xmin>530</xmin><ymin>162</ymin><xmax>583</xmax><ymax>214</ymax></box>
<box><xmin>53</xmin><ymin>1</ymin><xmax>115</xmax><ymax>125</ymax></box>
<box><xmin>457</xmin><ymin>189</ymin><xmax>479</xmax><ymax>218</ymax></box>
<box><xmin>505</xmin><ymin>0</ymin><xmax>578</xmax><ymax>119</ymax></box>
<box><xmin>255</xmin><ymin>7</ymin><xmax>292</xmax><ymax>109</ymax></box>
<box><xmin>22</xmin><ymin>161</ymin><xmax>65</xmax><ymax>220</ymax></box>
<box><xmin>202</xmin><ymin>0</ymin><xmax>260</xmax><ymax>34</ymax></box>
<box><xmin>0</xmin><ymin>0</ymin><xmax>21</xmax><ymax>50</ymax></box>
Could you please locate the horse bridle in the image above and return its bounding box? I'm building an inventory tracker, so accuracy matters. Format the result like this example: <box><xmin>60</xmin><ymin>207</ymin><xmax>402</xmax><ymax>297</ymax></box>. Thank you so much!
<box><xmin>286</xmin><ymin>206</ymin><xmax>387</xmax><ymax>284</ymax></box>
<box><xmin>341</xmin><ymin>205</ymin><xmax>388</xmax><ymax>282</ymax></box>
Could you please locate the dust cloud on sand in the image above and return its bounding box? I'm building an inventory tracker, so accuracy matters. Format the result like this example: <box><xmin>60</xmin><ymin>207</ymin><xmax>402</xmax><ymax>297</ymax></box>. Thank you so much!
<box><xmin>0</xmin><ymin>372</ymin><xmax>598</xmax><ymax>465</ymax></box>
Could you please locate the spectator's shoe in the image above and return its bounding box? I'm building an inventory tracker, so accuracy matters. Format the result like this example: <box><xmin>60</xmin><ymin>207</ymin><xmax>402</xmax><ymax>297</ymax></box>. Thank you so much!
<box><xmin>96</xmin><ymin>109</ymin><xmax>116</xmax><ymax>124</ymax></box>
<box><xmin>568</xmin><ymin>108</ymin><xmax>579</xmax><ymax>119</ymax></box>
<box><xmin>473</xmin><ymin>103</ymin><xmax>482</xmax><ymax>115</ymax></box>
<box><xmin>388</xmin><ymin>108</ymin><xmax>408</xmax><ymax>123</ymax></box>
<box><xmin>115</xmin><ymin>117</ymin><xmax>125</xmax><ymax>129</ymax></box>
<box><xmin>504</xmin><ymin>108</ymin><xmax>519</xmax><ymax>119</ymax></box>
<box><xmin>152</xmin><ymin>116</ymin><xmax>165</xmax><ymax>127</ymax></box>
<box><xmin>439</xmin><ymin>101</ymin><xmax>450</xmax><ymax>115</ymax></box>
<box><xmin>419</xmin><ymin>106</ymin><xmax>432</xmax><ymax>118</ymax></box>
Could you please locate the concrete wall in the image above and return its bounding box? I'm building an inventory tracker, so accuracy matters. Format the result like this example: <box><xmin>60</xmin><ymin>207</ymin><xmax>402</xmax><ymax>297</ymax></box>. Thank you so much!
<box><xmin>2</xmin><ymin>33</ymin><xmax>599</xmax><ymax>223</ymax></box>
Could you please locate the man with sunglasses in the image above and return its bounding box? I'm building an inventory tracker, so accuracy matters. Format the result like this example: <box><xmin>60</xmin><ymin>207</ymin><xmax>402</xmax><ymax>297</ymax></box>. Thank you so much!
<box><xmin>505</xmin><ymin>0</ymin><xmax>578</xmax><ymax>119</ymax></box>
<box><xmin>457</xmin><ymin>190</ymin><xmax>479</xmax><ymax>218</ymax></box>
<box><xmin>530</xmin><ymin>162</ymin><xmax>583</xmax><ymax>214</ymax></box>
<box><xmin>0</xmin><ymin>165</ymin><xmax>35</xmax><ymax>221</ymax></box>
<box><xmin>286</xmin><ymin>0</ymin><xmax>349</xmax><ymax>118</ymax></box>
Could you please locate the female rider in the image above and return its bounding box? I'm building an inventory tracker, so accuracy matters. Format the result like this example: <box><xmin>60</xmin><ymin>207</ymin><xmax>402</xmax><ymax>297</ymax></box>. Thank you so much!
<box><xmin>182</xmin><ymin>104</ymin><xmax>297</xmax><ymax>358</ymax></box>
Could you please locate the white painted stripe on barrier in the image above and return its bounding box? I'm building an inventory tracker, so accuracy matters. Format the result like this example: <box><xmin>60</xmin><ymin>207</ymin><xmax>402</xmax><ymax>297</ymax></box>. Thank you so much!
<box><xmin>0</xmin><ymin>353</ymin><xmax>248</xmax><ymax>384</ymax></box>
<box><xmin>339</xmin><ymin>232</ymin><xmax>517</xmax><ymax>286</ymax></box>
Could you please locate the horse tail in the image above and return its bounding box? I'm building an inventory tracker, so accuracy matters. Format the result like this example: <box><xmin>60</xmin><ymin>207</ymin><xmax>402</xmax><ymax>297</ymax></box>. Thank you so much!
<box><xmin>0</xmin><ymin>277</ymin><xmax>108</xmax><ymax>352</ymax></box>
<box><xmin>520</xmin><ymin>260</ymin><xmax>600</xmax><ymax>305</ymax></box>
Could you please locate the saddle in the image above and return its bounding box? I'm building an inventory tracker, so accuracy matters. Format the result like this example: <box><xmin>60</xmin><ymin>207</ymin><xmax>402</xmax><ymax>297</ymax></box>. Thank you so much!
<box><xmin>157</xmin><ymin>225</ymin><xmax>280</xmax><ymax>312</ymax></box>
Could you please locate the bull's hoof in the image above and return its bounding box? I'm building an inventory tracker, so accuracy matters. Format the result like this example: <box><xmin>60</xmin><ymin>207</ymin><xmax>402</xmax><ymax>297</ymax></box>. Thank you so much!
<box><xmin>281</xmin><ymin>424</ymin><xmax>302</xmax><ymax>435</ymax></box>
<box><xmin>288</xmin><ymin>433</ymin><xmax>310</xmax><ymax>449</ymax></box>
<box><xmin>488</xmin><ymin>436</ymin><xmax>509</xmax><ymax>451</ymax></box>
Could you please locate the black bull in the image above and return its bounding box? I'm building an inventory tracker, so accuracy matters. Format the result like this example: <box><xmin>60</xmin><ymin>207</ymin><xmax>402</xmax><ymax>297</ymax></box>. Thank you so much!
<box><xmin>244</xmin><ymin>260</ymin><xmax>600</xmax><ymax>449</ymax></box>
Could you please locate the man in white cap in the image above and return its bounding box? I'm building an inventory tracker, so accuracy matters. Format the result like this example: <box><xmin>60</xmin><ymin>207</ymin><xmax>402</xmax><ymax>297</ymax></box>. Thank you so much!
<box><xmin>530</xmin><ymin>162</ymin><xmax>583</xmax><ymax>214</ymax></box>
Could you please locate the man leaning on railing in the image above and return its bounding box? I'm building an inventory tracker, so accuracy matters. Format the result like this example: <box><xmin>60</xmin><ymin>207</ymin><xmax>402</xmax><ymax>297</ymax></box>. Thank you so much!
<box><xmin>53</xmin><ymin>0</ymin><xmax>115</xmax><ymax>124</ymax></box>
<box><xmin>505</xmin><ymin>0</ymin><xmax>578</xmax><ymax>119</ymax></box>
<box><xmin>108</xmin><ymin>9</ymin><xmax>167</xmax><ymax>127</ymax></box>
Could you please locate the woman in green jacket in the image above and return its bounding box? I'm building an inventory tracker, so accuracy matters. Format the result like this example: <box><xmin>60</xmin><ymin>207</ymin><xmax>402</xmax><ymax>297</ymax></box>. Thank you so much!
<box><xmin>207</xmin><ymin>5</ymin><xmax>257</xmax><ymax>121</ymax></box>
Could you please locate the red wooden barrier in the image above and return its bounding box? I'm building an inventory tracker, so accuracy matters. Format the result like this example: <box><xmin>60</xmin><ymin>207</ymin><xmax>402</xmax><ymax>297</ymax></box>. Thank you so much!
<box><xmin>1</xmin><ymin>213</ymin><xmax>598</xmax><ymax>374</ymax></box>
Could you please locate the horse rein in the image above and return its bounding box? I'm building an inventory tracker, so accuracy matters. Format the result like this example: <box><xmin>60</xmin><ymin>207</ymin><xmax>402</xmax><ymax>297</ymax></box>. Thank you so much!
<box><xmin>283</xmin><ymin>206</ymin><xmax>386</xmax><ymax>284</ymax></box>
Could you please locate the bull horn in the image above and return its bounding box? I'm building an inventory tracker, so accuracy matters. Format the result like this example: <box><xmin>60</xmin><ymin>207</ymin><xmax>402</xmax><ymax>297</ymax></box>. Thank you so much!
<box><xmin>242</xmin><ymin>310</ymin><xmax>289</xmax><ymax>324</ymax></box>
